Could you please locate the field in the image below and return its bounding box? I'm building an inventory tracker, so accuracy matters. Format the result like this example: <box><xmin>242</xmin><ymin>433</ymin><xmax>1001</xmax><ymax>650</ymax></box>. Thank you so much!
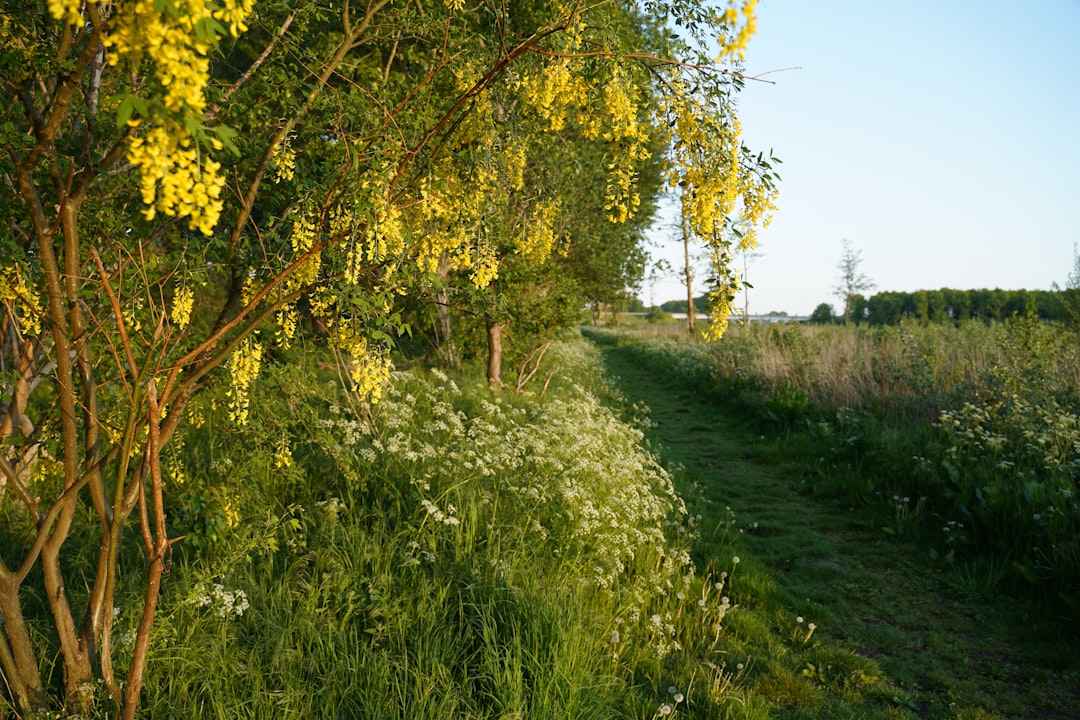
<box><xmin>4</xmin><ymin>321</ymin><xmax>1079</xmax><ymax>718</ymax></box>
<box><xmin>605</xmin><ymin>318</ymin><xmax>1080</xmax><ymax>606</ymax></box>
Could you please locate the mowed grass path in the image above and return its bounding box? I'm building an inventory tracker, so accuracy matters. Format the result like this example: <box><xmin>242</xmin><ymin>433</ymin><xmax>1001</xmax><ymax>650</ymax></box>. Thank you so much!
<box><xmin>594</xmin><ymin>335</ymin><xmax>1080</xmax><ymax>720</ymax></box>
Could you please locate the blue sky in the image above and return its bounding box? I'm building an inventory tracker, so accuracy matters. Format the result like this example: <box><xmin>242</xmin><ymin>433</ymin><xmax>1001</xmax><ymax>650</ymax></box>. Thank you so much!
<box><xmin>643</xmin><ymin>0</ymin><xmax>1080</xmax><ymax>315</ymax></box>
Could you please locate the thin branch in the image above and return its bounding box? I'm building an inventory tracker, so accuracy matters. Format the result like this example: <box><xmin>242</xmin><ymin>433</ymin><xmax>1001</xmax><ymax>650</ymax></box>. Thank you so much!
<box><xmin>207</xmin><ymin>13</ymin><xmax>296</xmax><ymax>121</ymax></box>
<box><xmin>526</xmin><ymin>47</ymin><xmax>777</xmax><ymax>84</ymax></box>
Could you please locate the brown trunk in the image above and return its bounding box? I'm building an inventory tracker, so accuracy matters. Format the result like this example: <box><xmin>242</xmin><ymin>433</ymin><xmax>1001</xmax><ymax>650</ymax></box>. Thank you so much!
<box><xmin>0</xmin><ymin>574</ymin><xmax>46</xmax><ymax>713</ymax></box>
<box><xmin>683</xmin><ymin>216</ymin><xmax>695</xmax><ymax>336</ymax></box>
<box><xmin>122</xmin><ymin>382</ymin><xmax>169</xmax><ymax>720</ymax></box>
<box><xmin>486</xmin><ymin>320</ymin><xmax>504</xmax><ymax>392</ymax></box>
<box><xmin>435</xmin><ymin>255</ymin><xmax>456</xmax><ymax>366</ymax></box>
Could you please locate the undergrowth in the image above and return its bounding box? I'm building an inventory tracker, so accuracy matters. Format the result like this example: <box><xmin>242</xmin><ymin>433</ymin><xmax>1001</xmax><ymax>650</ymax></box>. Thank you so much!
<box><xmin>121</xmin><ymin>336</ymin><xmax>752</xmax><ymax>718</ymax></box>
<box><xmin>582</xmin><ymin>320</ymin><xmax>1080</xmax><ymax>618</ymax></box>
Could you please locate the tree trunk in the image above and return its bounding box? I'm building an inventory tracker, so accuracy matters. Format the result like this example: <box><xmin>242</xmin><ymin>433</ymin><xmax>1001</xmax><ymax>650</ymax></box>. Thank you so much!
<box><xmin>486</xmin><ymin>320</ymin><xmax>504</xmax><ymax>392</ymax></box>
<box><xmin>0</xmin><ymin>577</ymin><xmax>46</xmax><ymax>713</ymax></box>
<box><xmin>683</xmin><ymin>216</ymin><xmax>695</xmax><ymax>336</ymax></box>
<box><xmin>434</xmin><ymin>255</ymin><xmax>456</xmax><ymax>366</ymax></box>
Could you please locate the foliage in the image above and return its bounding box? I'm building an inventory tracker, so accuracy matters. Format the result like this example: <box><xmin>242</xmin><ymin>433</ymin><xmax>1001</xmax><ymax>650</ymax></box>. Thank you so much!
<box><xmin>863</xmin><ymin>287</ymin><xmax>1072</xmax><ymax>324</ymax></box>
<box><xmin>808</xmin><ymin>302</ymin><xmax>834</xmax><ymax>325</ymax></box>
<box><xmin>1</xmin><ymin>0</ymin><xmax>778</xmax><ymax>715</ymax></box>
<box><xmin>832</xmin><ymin>239</ymin><xmax>875</xmax><ymax>325</ymax></box>
<box><xmin>586</xmin><ymin>320</ymin><xmax>1080</xmax><ymax>613</ymax></box>
<box><xmin>123</xmin><ymin>336</ymin><xmax>750</xmax><ymax>718</ymax></box>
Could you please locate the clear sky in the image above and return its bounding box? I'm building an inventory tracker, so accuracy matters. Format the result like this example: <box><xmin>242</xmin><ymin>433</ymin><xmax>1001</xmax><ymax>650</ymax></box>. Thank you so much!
<box><xmin>642</xmin><ymin>0</ymin><xmax>1080</xmax><ymax>316</ymax></box>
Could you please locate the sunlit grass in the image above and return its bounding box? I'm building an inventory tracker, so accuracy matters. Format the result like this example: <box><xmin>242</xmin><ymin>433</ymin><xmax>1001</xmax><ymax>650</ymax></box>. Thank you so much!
<box><xmin>122</xmin><ymin>335</ymin><xmax>769</xmax><ymax>718</ymax></box>
<box><xmin>584</xmin><ymin>320</ymin><xmax>1080</xmax><ymax>607</ymax></box>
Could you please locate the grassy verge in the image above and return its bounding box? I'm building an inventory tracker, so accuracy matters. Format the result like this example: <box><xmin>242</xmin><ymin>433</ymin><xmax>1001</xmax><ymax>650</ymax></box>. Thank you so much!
<box><xmin>119</xmin><ymin>335</ymin><xmax>747</xmax><ymax>718</ymax></box>
<box><xmin>586</xmin><ymin>326</ymin><xmax>1080</xmax><ymax>719</ymax></box>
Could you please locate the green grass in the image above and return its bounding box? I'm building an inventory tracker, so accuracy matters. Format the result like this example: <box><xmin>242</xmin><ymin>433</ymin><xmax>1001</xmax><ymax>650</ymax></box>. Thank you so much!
<box><xmin>7</xmin><ymin>327</ymin><xmax>1077</xmax><ymax>719</ymax></box>
<box><xmin>587</xmin><ymin>326</ymin><xmax>1080</xmax><ymax>719</ymax></box>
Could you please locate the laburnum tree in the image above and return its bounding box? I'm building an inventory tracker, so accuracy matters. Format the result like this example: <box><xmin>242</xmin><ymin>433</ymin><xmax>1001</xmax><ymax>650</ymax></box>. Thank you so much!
<box><xmin>0</xmin><ymin>0</ymin><xmax>777</xmax><ymax>716</ymax></box>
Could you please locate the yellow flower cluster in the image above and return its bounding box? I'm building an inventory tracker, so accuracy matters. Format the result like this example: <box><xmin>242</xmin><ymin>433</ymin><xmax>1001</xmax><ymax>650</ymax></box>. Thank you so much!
<box><xmin>518</xmin><ymin>59</ymin><xmax>589</xmax><ymax>133</ymax></box>
<box><xmin>410</xmin><ymin>155</ymin><xmax>501</xmax><ymax>289</ymax></box>
<box><xmin>470</xmin><ymin>241</ymin><xmax>500</xmax><ymax>289</ymax></box>
<box><xmin>330</xmin><ymin>321</ymin><xmax>393</xmax><ymax>403</ymax></box>
<box><xmin>273</xmin><ymin>438</ymin><xmax>294</xmax><ymax>470</ymax></box>
<box><xmin>657</xmin><ymin>66</ymin><xmax>776</xmax><ymax>341</ymax></box>
<box><xmin>704</xmin><ymin>274</ymin><xmax>737</xmax><ymax>341</ymax></box>
<box><xmin>122</xmin><ymin>295</ymin><xmax>144</xmax><ymax>335</ymax></box>
<box><xmin>601</xmin><ymin>69</ymin><xmax>651</xmax><ymax>224</ymax></box>
<box><xmin>47</xmin><ymin>0</ymin><xmax>83</xmax><ymax>27</ymax></box>
<box><xmin>717</xmin><ymin>0</ymin><xmax>759</xmax><ymax>63</ymax></box>
<box><xmin>289</xmin><ymin>212</ymin><xmax>324</xmax><ymax>289</ymax></box>
<box><xmin>363</xmin><ymin>198</ymin><xmax>405</xmax><ymax>266</ymax></box>
<box><xmin>272</xmin><ymin>142</ymin><xmax>296</xmax><ymax>183</ymax></box>
<box><xmin>226</xmin><ymin>336</ymin><xmax>263</xmax><ymax>424</ymax></box>
<box><xmin>514</xmin><ymin>199</ymin><xmax>561</xmax><ymax>262</ymax></box>
<box><xmin>128</xmin><ymin>126</ymin><xmax>226</xmax><ymax>234</ymax></box>
<box><xmin>275</xmin><ymin>306</ymin><xmax>299</xmax><ymax>348</ymax></box>
<box><xmin>505</xmin><ymin>138</ymin><xmax>528</xmax><ymax>193</ymax></box>
<box><xmin>101</xmin><ymin>0</ymin><xmax>254</xmax><ymax>235</ymax></box>
<box><xmin>222</xmin><ymin>493</ymin><xmax>241</xmax><ymax>527</ymax></box>
<box><xmin>170</xmin><ymin>283</ymin><xmax>195</xmax><ymax>328</ymax></box>
<box><xmin>0</xmin><ymin>265</ymin><xmax>43</xmax><ymax>336</ymax></box>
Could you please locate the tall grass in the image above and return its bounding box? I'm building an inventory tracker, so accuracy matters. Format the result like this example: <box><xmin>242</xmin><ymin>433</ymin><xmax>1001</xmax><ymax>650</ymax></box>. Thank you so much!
<box><xmin>103</xmin><ymin>336</ymin><xmax>757</xmax><ymax>718</ymax></box>
<box><xmin>586</xmin><ymin>320</ymin><xmax>1080</xmax><ymax>614</ymax></box>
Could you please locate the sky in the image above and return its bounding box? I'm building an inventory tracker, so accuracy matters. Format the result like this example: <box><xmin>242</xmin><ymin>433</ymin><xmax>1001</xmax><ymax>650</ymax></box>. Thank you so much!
<box><xmin>641</xmin><ymin>0</ymin><xmax>1080</xmax><ymax>316</ymax></box>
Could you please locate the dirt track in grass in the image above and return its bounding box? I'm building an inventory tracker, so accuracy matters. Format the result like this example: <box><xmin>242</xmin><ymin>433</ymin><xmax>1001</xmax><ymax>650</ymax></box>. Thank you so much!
<box><xmin>593</xmin><ymin>333</ymin><xmax>1080</xmax><ymax>720</ymax></box>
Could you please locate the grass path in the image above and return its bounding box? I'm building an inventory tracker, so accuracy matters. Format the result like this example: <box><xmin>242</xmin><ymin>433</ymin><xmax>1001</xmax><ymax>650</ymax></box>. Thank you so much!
<box><xmin>594</xmin><ymin>336</ymin><xmax>1080</xmax><ymax>720</ymax></box>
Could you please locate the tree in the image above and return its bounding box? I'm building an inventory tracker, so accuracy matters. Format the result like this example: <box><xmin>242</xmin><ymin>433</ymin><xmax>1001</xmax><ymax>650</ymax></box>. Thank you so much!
<box><xmin>1050</xmin><ymin>243</ymin><xmax>1080</xmax><ymax>328</ymax></box>
<box><xmin>809</xmin><ymin>302</ymin><xmax>835</xmax><ymax>324</ymax></box>
<box><xmin>833</xmin><ymin>239</ymin><xmax>876</xmax><ymax>325</ymax></box>
<box><xmin>1</xmin><ymin>1</ymin><xmax>775</xmax><ymax>716</ymax></box>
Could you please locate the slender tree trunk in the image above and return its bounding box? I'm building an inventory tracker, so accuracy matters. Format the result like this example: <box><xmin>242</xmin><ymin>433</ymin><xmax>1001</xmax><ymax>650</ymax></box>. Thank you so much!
<box><xmin>0</xmin><ymin>574</ymin><xmax>46</xmax><ymax>713</ymax></box>
<box><xmin>486</xmin><ymin>320</ymin><xmax>504</xmax><ymax>392</ymax></box>
<box><xmin>434</xmin><ymin>255</ymin><xmax>456</xmax><ymax>366</ymax></box>
<box><xmin>683</xmin><ymin>216</ymin><xmax>695</xmax><ymax>336</ymax></box>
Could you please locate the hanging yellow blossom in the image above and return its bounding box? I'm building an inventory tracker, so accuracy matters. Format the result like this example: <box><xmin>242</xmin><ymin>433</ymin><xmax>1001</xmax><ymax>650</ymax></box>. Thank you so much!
<box><xmin>273</xmin><ymin>438</ymin><xmax>294</xmax><ymax>470</ymax></box>
<box><xmin>271</xmin><ymin>141</ymin><xmax>296</xmax><ymax>183</ymax></box>
<box><xmin>514</xmin><ymin>199</ymin><xmax>561</xmax><ymax>263</ymax></box>
<box><xmin>717</xmin><ymin>0</ymin><xmax>759</xmax><ymax>63</ymax></box>
<box><xmin>330</xmin><ymin>321</ymin><xmax>393</xmax><ymax>403</ymax></box>
<box><xmin>47</xmin><ymin>0</ymin><xmax>83</xmax><ymax>27</ymax></box>
<box><xmin>226</xmin><ymin>336</ymin><xmax>263</xmax><ymax>425</ymax></box>
<box><xmin>170</xmin><ymin>284</ymin><xmax>195</xmax><ymax>329</ymax></box>
<box><xmin>100</xmin><ymin>0</ymin><xmax>255</xmax><ymax>235</ymax></box>
<box><xmin>0</xmin><ymin>265</ymin><xmax>43</xmax><ymax>336</ymax></box>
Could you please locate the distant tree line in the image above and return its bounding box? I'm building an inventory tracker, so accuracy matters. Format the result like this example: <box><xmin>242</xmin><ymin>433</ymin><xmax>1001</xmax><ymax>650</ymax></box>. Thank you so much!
<box><xmin>659</xmin><ymin>295</ymin><xmax>711</xmax><ymax>314</ymax></box>
<box><xmin>814</xmin><ymin>288</ymin><xmax>1080</xmax><ymax>325</ymax></box>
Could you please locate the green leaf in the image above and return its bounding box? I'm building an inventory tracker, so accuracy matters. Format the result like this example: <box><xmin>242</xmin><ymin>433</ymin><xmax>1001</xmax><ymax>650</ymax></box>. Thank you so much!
<box><xmin>115</xmin><ymin>95</ymin><xmax>147</xmax><ymax>128</ymax></box>
<box><xmin>212</xmin><ymin>124</ymin><xmax>241</xmax><ymax>156</ymax></box>
<box><xmin>194</xmin><ymin>16</ymin><xmax>227</xmax><ymax>42</ymax></box>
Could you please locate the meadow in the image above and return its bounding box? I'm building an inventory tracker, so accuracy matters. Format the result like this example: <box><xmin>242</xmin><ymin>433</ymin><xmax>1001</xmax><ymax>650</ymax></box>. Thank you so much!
<box><xmin>47</xmin><ymin>336</ymin><xmax>743</xmax><ymax>719</ymax></box>
<box><xmin>599</xmin><ymin>318</ymin><xmax>1080</xmax><ymax>612</ymax></box>
<box><xmin>5</xmin><ymin>321</ymin><xmax>1078</xmax><ymax>718</ymax></box>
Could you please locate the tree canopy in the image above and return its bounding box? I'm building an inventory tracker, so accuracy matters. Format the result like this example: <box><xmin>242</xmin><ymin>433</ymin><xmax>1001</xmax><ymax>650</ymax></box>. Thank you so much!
<box><xmin>1</xmin><ymin>0</ymin><xmax>777</xmax><ymax>715</ymax></box>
